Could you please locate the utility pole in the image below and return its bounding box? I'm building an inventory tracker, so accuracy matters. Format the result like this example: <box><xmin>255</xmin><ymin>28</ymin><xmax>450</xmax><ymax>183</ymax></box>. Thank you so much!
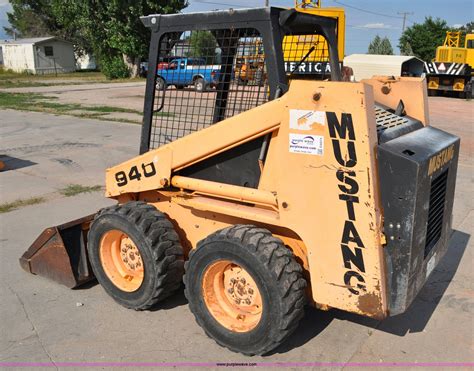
<box><xmin>398</xmin><ymin>12</ymin><xmax>414</xmax><ymax>31</ymax></box>
<box><xmin>265</xmin><ymin>0</ymin><xmax>269</xmax><ymax>6</ymax></box>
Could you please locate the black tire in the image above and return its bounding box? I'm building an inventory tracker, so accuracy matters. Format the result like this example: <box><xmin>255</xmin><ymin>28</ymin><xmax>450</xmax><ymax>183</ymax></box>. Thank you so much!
<box><xmin>184</xmin><ymin>225</ymin><xmax>307</xmax><ymax>355</ymax></box>
<box><xmin>194</xmin><ymin>77</ymin><xmax>207</xmax><ymax>92</ymax></box>
<box><xmin>87</xmin><ymin>201</ymin><xmax>184</xmax><ymax>310</ymax></box>
<box><xmin>156</xmin><ymin>76</ymin><xmax>167</xmax><ymax>91</ymax></box>
<box><xmin>468</xmin><ymin>78</ymin><xmax>474</xmax><ymax>101</ymax></box>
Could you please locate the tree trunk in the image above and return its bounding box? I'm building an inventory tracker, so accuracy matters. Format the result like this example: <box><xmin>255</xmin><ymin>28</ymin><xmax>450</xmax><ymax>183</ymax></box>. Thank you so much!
<box><xmin>122</xmin><ymin>54</ymin><xmax>140</xmax><ymax>78</ymax></box>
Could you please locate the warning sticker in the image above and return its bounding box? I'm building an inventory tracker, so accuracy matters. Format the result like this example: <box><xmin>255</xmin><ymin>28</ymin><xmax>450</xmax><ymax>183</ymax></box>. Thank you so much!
<box><xmin>289</xmin><ymin>133</ymin><xmax>324</xmax><ymax>156</ymax></box>
<box><xmin>289</xmin><ymin>109</ymin><xmax>326</xmax><ymax>131</ymax></box>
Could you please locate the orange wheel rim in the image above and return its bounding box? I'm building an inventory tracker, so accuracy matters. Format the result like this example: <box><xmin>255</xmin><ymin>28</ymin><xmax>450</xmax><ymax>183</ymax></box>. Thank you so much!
<box><xmin>99</xmin><ymin>230</ymin><xmax>144</xmax><ymax>292</ymax></box>
<box><xmin>202</xmin><ymin>260</ymin><xmax>263</xmax><ymax>332</ymax></box>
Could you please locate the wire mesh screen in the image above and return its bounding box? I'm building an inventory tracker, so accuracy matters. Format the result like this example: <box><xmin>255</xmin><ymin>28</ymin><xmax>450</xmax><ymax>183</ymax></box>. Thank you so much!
<box><xmin>150</xmin><ymin>28</ymin><xmax>269</xmax><ymax>149</ymax></box>
<box><xmin>282</xmin><ymin>34</ymin><xmax>331</xmax><ymax>77</ymax></box>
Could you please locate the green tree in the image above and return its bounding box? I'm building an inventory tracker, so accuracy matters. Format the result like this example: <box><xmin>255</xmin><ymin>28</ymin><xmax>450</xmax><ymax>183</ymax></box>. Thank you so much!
<box><xmin>368</xmin><ymin>35</ymin><xmax>381</xmax><ymax>54</ymax></box>
<box><xmin>4</xmin><ymin>0</ymin><xmax>188</xmax><ymax>77</ymax></box>
<box><xmin>454</xmin><ymin>21</ymin><xmax>474</xmax><ymax>34</ymax></box>
<box><xmin>4</xmin><ymin>6</ymin><xmax>49</xmax><ymax>38</ymax></box>
<box><xmin>5</xmin><ymin>0</ymin><xmax>90</xmax><ymax>55</ymax></box>
<box><xmin>187</xmin><ymin>31</ymin><xmax>217</xmax><ymax>64</ymax></box>
<box><xmin>400</xmin><ymin>41</ymin><xmax>414</xmax><ymax>56</ymax></box>
<box><xmin>368</xmin><ymin>35</ymin><xmax>393</xmax><ymax>55</ymax></box>
<box><xmin>399</xmin><ymin>17</ymin><xmax>449</xmax><ymax>61</ymax></box>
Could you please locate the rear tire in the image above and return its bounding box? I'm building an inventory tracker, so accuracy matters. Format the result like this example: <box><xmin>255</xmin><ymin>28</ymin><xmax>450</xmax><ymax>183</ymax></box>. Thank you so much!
<box><xmin>194</xmin><ymin>77</ymin><xmax>207</xmax><ymax>92</ymax></box>
<box><xmin>184</xmin><ymin>225</ymin><xmax>306</xmax><ymax>355</ymax></box>
<box><xmin>88</xmin><ymin>201</ymin><xmax>184</xmax><ymax>310</ymax></box>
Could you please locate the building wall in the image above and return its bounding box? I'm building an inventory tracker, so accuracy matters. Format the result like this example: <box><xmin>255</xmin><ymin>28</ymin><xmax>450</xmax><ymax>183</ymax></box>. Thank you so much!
<box><xmin>1</xmin><ymin>44</ymin><xmax>35</xmax><ymax>72</ymax></box>
<box><xmin>0</xmin><ymin>46</ymin><xmax>4</xmax><ymax>65</ymax></box>
<box><xmin>34</xmin><ymin>41</ymin><xmax>76</xmax><ymax>74</ymax></box>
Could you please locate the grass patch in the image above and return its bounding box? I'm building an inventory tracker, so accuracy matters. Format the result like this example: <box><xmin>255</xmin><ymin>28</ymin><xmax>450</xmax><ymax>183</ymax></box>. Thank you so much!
<box><xmin>0</xmin><ymin>197</ymin><xmax>46</xmax><ymax>213</ymax></box>
<box><xmin>0</xmin><ymin>69</ymin><xmax>144</xmax><ymax>88</ymax></box>
<box><xmin>0</xmin><ymin>80</ymin><xmax>54</xmax><ymax>89</ymax></box>
<box><xmin>0</xmin><ymin>184</ymin><xmax>103</xmax><ymax>213</ymax></box>
<box><xmin>0</xmin><ymin>91</ymin><xmax>172</xmax><ymax>123</ymax></box>
<box><xmin>59</xmin><ymin>184</ymin><xmax>103</xmax><ymax>197</ymax></box>
<box><xmin>0</xmin><ymin>92</ymin><xmax>140</xmax><ymax>113</ymax></box>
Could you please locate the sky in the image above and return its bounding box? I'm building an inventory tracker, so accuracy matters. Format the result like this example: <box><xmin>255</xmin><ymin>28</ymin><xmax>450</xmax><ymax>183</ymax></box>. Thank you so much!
<box><xmin>0</xmin><ymin>0</ymin><xmax>472</xmax><ymax>55</ymax></box>
<box><xmin>0</xmin><ymin>0</ymin><xmax>11</xmax><ymax>40</ymax></box>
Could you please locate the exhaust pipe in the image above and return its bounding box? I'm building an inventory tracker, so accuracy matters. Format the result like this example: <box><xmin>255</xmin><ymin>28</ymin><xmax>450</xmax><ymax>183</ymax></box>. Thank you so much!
<box><xmin>19</xmin><ymin>214</ymin><xmax>96</xmax><ymax>288</ymax></box>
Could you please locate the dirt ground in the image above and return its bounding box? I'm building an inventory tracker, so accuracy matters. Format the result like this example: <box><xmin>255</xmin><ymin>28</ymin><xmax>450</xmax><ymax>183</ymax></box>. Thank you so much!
<box><xmin>0</xmin><ymin>94</ymin><xmax>473</xmax><ymax>368</ymax></box>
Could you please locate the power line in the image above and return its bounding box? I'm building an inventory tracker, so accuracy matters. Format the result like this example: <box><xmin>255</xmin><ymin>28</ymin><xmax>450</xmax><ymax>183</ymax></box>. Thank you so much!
<box><xmin>332</xmin><ymin>0</ymin><xmax>403</xmax><ymax>19</ymax></box>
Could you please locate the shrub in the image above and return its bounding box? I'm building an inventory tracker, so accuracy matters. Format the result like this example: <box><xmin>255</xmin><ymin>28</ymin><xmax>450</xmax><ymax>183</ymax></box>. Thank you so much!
<box><xmin>100</xmin><ymin>56</ymin><xmax>130</xmax><ymax>79</ymax></box>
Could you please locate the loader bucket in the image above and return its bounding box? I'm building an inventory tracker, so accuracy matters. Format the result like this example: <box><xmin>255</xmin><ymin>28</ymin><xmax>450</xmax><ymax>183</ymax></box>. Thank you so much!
<box><xmin>19</xmin><ymin>214</ymin><xmax>96</xmax><ymax>288</ymax></box>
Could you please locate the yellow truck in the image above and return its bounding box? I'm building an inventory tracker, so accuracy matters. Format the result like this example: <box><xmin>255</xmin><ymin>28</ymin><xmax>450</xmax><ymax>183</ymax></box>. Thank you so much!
<box><xmin>233</xmin><ymin>0</ymin><xmax>345</xmax><ymax>84</ymax></box>
<box><xmin>284</xmin><ymin>0</ymin><xmax>345</xmax><ymax>76</ymax></box>
<box><xmin>424</xmin><ymin>31</ymin><xmax>474</xmax><ymax>98</ymax></box>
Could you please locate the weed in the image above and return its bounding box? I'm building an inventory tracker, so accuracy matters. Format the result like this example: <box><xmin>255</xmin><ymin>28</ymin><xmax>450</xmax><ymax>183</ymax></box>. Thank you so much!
<box><xmin>0</xmin><ymin>92</ymin><xmax>172</xmax><ymax>123</ymax></box>
<box><xmin>59</xmin><ymin>184</ymin><xmax>103</xmax><ymax>197</ymax></box>
<box><xmin>0</xmin><ymin>197</ymin><xmax>46</xmax><ymax>213</ymax></box>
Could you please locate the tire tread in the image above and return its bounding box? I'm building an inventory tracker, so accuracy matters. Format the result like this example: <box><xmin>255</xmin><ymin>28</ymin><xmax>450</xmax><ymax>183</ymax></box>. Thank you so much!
<box><xmin>184</xmin><ymin>224</ymin><xmax>306</xmax><ymax>355</ymax></box>
<box><xmin>90</xmin><ymin>201</ymin><xmax>184</xmax><ymax>310</ymax></box>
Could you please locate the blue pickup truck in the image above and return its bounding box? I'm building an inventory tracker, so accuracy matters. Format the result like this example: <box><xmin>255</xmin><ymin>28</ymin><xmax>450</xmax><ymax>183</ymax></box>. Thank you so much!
<box><xmin>156</xmin><ymin>58</ymin><xmax>221</xmax><ymax>92</ymax></box>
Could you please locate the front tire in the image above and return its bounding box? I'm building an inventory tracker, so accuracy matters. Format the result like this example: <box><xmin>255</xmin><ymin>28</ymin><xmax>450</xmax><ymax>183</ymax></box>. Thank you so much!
<box><xmin>184</xmin><ymin>225</ymin><xmax>306</xmax><ymax>355</ymax></box>
<box><xmin>87</xmin><ymin>202</ymin><xmax>184</xmax><ymax>310</ymax></box>
<box><xmin>156</xmin><ymin>77</ymin><xmax>167</xmax><ymax>91</ymax></box>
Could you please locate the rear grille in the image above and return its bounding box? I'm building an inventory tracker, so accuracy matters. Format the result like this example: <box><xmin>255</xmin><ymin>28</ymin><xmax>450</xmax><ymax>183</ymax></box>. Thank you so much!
<box><xmin>424</xmin><ymin>170</ymin><xmax>449</xmax><ymax>258</ymax></box>
<box><xmin>375</xmin><ymin>105</ymin><xmax>409</xmax><ymax>134</ymax></box>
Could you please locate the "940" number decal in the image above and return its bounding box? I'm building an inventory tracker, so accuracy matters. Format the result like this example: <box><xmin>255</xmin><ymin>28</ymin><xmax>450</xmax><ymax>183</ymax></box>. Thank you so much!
<box><xmin>115</xmin><ymin>162</ymin><xmax>156</xmax><ymax>187</ymax></box>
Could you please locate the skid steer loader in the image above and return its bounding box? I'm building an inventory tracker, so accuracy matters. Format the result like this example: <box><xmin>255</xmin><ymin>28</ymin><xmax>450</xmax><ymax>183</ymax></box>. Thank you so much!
<box><xmin>20</xmin><ymin>7</ymin><xmax>460</xmax><ymax>355</ymax></box>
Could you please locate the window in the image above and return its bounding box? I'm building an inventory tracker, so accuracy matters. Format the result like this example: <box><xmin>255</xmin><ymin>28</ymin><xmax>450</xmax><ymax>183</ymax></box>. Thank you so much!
<box><xmin>467</xmin><ymin>39</ymin><xmax>474</xmax><ymax>49</ymax></box>
<box><xmin>44</xmin><ymin>46</ymin><xmax>54</xmax><ymax>56</ymax></box>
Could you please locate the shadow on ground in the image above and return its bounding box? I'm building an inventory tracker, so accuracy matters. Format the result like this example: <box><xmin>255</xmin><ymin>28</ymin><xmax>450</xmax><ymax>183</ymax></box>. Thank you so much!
<box><xmin>270</xmin><ymin>229</ymin><xmax>470</xmax><ymax>354</ymax></box>
<box><xmin>0</xmin><ymin>155</ymin><xmax>36</xmax><ymax>171</ymax></box>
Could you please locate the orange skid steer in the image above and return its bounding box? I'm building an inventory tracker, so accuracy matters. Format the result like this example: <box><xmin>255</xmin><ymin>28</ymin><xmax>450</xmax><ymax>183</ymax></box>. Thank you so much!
<box><xmin>20</xmin><ymin>8</ymin><xmax>460</xmax><ymax>355</ymax></box>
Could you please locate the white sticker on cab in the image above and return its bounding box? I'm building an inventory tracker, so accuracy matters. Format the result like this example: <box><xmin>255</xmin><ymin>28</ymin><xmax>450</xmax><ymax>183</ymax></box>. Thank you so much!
<box><xmin>289</xmin><ymin>109</ymin><xmax>326</xmax><ymax>131</ymax></box>
<box><xmin>289</xmin><ymin>133</ymin><xmax>324</xmax><ymax>156</ymax></box>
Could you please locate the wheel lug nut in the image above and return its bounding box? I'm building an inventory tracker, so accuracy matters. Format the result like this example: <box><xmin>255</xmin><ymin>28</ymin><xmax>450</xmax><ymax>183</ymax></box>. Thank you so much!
<box><xmin>248</xmin><ymin>288</ymin><xmax>253</xmax><ymax>294</ymax></box>
<box><xmin>228</xmin><ymin>288</ymin><xmax>234</xmax><ymax>294</ymax></box>
<box><xmin>245</xmin><ymin>299</ymin><xmax>251</xmax><ymax>305</ymax></box>
<box><xmin>240</xmin><ymin>278</ymin><xmax>246</xmax><ymax>284</ymax></box>
<box><xmin>230</xmin><ymin>278</ymin><xmax>236</xmax><ymax>284</ymax></box>
<box><xmin>235</xmin><ymin>299</ymin><xmax>241</xmax><ymax>304</ymax></box>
